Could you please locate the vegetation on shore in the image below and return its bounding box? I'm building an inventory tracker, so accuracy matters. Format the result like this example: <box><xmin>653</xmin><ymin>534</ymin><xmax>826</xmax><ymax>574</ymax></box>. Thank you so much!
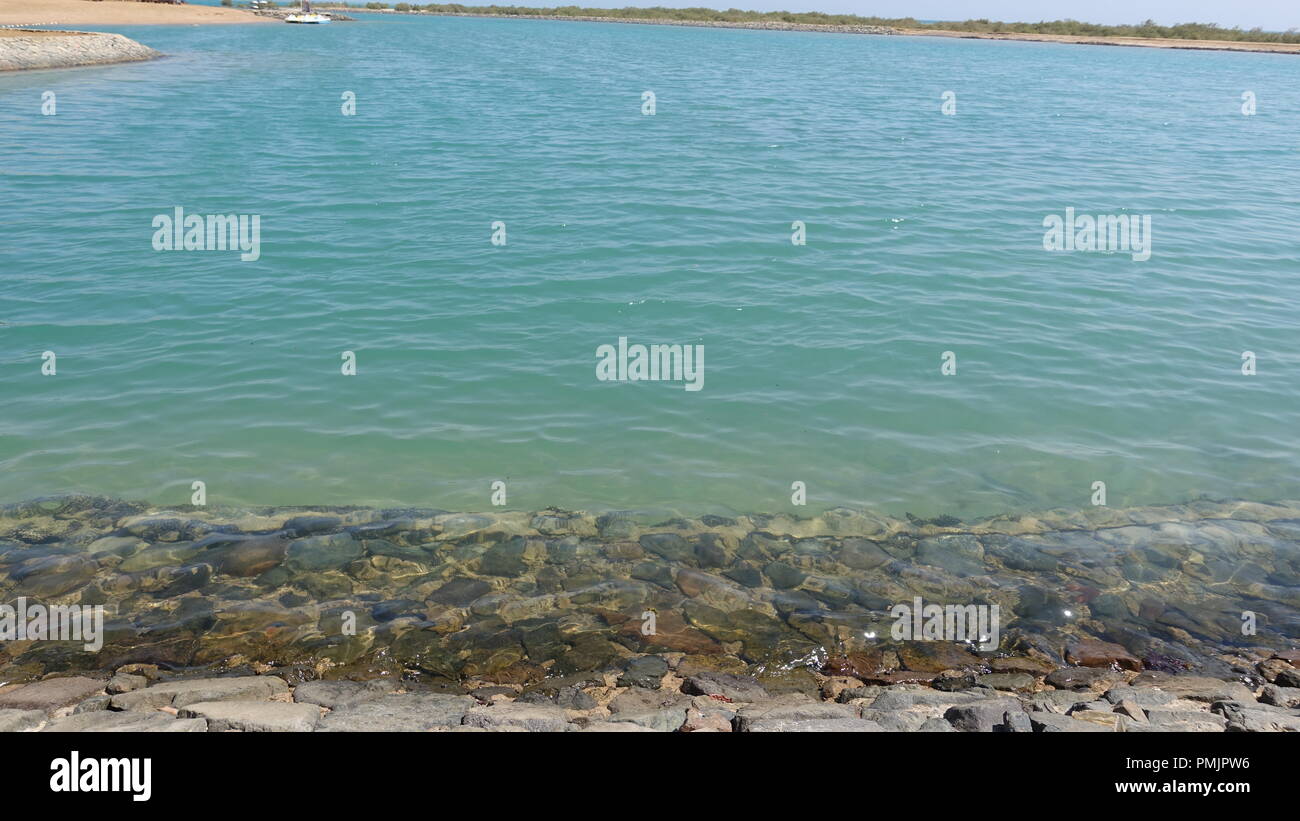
<box><xmin>310</xmin><ymin>3</ymin><xmax>1300</xmax><ymax>43</ymax></box>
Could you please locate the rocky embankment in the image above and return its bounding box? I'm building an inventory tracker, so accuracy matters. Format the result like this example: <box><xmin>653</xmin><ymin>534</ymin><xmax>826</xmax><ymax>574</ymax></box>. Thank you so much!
<box><xmin>0</xmin><ymin>30</ymin><xmax>159</xmax><ymax>72</ymax></box>
<box><xmin>1</xmin><ymin>651</ymin><xmax>1298</xmax><ymax>732</ymax></box>
<box><xmin>0</xmin><ymin>495</ymin><xmax>1297</xmax><ymax>732</ymax></box>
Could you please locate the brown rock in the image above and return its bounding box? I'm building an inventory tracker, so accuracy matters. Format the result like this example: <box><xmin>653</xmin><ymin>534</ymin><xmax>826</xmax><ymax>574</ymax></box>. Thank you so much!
<box><xmin>217</xmin><ymin>537</ymin><xmax>288</xmax><ymax>577</ymax></box>
<box><xmin>1066</xmin><ymin>639</ymin><xmax>1141</xmax><ymax>671</ymax></box>
<box><xmin>675</xmin><ymin>654</ymin><xmax>748</xmax><ymax>677</ymax></box>
<box><xmin>823</xmin><ymin>649</ymin><xmax>886</xmax><ymax>679</ymax></box>
<box><xmin>897</xmin><ymin>643</ymin><xmax>982</xmax><ymax>673</ymax></box>
<box><xmin>681</xmin><ymin>708</ymin><xmax>732</xmax><ymax>732</ymax></box>
<box><xmin>989</xmin><ymin>656</ymin><xmax>1056</xmax><ymax>675</ymax></box>
<box><xmin>819</xmin><ymin>676</ymin><xmax>865</xmax><ymax>701</ymax></box>
<box><xmin>1273</xmin><ymin>650</ymin><xmax>1300</xmax><ymax>667</ymax></box>
<box><xmin>1114</xmin><ymin>699</ymin><xmax>1148</xmax><ymax>722</ymax></box>
<box><xmin>621</xmin><ymin>609</ymin><xmax>723</xmax><ymax>656</ymax></box>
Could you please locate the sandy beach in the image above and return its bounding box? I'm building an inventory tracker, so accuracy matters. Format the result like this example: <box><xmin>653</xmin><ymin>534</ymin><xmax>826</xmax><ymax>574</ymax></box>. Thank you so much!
<box><xmin>0</xmin><ymin>0</ymin><xmax>270</xmax><ymax>26</ymax></box>
<box><xmin>901</xmin><ymin>27</ymin><xmax>1300</xmax><ymax>55</ymax></box>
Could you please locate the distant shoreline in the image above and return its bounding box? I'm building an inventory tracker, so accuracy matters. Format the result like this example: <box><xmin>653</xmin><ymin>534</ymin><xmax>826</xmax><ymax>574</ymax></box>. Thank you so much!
<box><xmin>345</xmin><ymin>8</ymin><xmax>1300</xmax><ymax>55</ymax></box>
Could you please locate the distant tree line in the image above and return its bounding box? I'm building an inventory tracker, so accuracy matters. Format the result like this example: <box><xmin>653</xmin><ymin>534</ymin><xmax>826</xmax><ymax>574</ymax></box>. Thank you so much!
<box><xmin>318</xmin><ymin>4</ymin><xmax>1300</xmax><ymax>43</ymax></box>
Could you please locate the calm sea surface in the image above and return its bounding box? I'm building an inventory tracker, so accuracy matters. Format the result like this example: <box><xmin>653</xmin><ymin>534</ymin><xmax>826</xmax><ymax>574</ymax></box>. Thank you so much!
<box><xmin>2</xmin><ymin>16</ymin><xmax>1298</xmax><ymax>517</ymax></box>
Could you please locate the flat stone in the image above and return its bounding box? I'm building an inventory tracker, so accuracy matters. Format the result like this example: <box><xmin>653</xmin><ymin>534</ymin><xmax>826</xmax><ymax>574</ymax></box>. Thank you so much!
<box><xmin>110</xmin><ymin>675</ymin><xmax>289</xmax><ymax>711</ymax></box>
<box><xmin>1213</xmin><ymin>701</ymin><xmax>1300</xmax><ymax>732</ymax></box>
<box><xmin>0</xmin><ymin>709</ymin><xmax>46</xmax><ymax>732</ymax></box>
<box><xmin>578</xmin><ymin>721</ymin><xmax>660</xmax><ymax>732</ymax></box>
<box><xmin>989</xmin><ymin>656</ymin><xmax>1056</xmax><ymax>675</ymax></box>
<box><xmin>976</xmin><ymin>673</ymin><xmax>1036</xmax><ymax>692</ymax></box>
<box><xmin>107</xmin><ymin>674</ymin><xmax>148</xmax><ymax>694</ymax></box>
<box><xmin>317</xmin><ymin>693</ymin><xmax>475</xmax><ymax>732</ymax></box>
<box><xmin>285</xmin><ymin>533</ymin><xmax>363</xmax><ymax>572</ymax></box>
<box><xmin>1027</xmin><ymin>690</ymin><xmax>1094</xmax><ymax>714</ymax></box>
<box><xmin>681</xmin><ymin>672</ymin><xmax>768</xmax><ymax>703</ymax></box>
<box><xmin>1069</xmin><ymin>710</ymin><xmax>1124</xmax><ymax>729</ymax></box>
<box><xmin>292</xmin><ymin>679</ymin><xmax>399</xmax><ymax>709</ymax></box>
<box><xmin>609</xmin><ymin>687</ymin><xmax>688</xmax><ymax>714</ymax></box>
<box><xmin>1146</xmin><ymin>709</ymin><xmax>1227</xmax><ymax>730</ymax></box>
<box><xmin>428</xmin><ymin>577</ymin><xmax>492</xmax><ymax>606</ymax></box>
<box><xmin>42</xmin><ymin>711</ymin><xmax>206</xmax><ymax>733</ymax></box>
<box><xmin>178</xmin><ymin>701</ymin><xmax>321</xmax><ymax>732</ymax></box>
<box><xmin>735</xmin><ymin>701</ymin><xmax>859</xmax><ymax>731</ymax></box>
<box><xmin>1102</xmin><ymin>685</ymin><xmax>1175</xmax><ymax>708</ymax></box>
<box><xmin>746</xmin><ymin>718</ymin><xmax>885</xmax><ymax>732</ymax></box>
<box><xmin>1029</xmin><ymin>712</ymin><xmax>1114</xmax><ymax>732</ymax></box>
<box><xmin>868</xmin><ymin>688</ymin><xmax>984</xmax><ymax>711</ymax></box>
<box><xmin>896</xmin><ymin>642</ymin><xmax>982</xmax><ymax>673</ymax></box>
<box><xmin>609</xmin><ymin>707</ymin><xmax>688</xmax><ymax>732</ymax></box>
<box><xmin>462</xmin><ymin>703</ymin><xmax>574</xmax><ymax>732</ymax></box>
<box><xmin>1125</xmin><ymin>720</ymin><xmax>1224</xmax><ymax>733</ymax></box>
<box><xmin>0</xmin><ymin>677</ymin><xmax>103</xmax><ymax>714</ymax></box>
<box><xmin>915</xmin><ymin>534</ymin><xmax>986</xmax><ymax>575</ymax></box>
<box><xmin>839</xmin><ymin>538</ymin><xmax>891</xmax><ymax>570</ymax></box>
<box><xmin>1045</xmin><ymin>667</ymin><xmax>1124</xmax><ymax>691</ymax></box>
<box><xmin>1066</xmin><ymin>638</ymin><xmax>1142</xmax><ymax>671</ymax></box>
<box><xmin>1129</xmin><ymin>673</ymin><xmax>1254</xmax><ymax>703</ymax></box>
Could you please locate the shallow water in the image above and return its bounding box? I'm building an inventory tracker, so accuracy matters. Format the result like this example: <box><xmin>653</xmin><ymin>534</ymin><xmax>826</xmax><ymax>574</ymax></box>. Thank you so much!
<box><xmin>1</xmin><ymin>17</ymin><xmax>1299</xmax><ymax>518</ymax></box>
<box><xmin>0</xmin><ymin>495</ymin><xmax>1295</xmax><ymax>682</ymax></box>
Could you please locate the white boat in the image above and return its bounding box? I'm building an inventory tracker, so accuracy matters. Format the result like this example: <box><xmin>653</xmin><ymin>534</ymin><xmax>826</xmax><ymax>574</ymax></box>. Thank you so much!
<box><xmin>285</xmin><ymin>2</ymin><xmax>331</xmax><ymax>23</ymax></box>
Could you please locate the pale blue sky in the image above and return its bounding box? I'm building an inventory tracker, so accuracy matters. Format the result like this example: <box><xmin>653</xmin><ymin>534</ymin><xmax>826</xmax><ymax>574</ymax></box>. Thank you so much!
<box><xmin>659</xmin><ymin>1</ymin><xmax>1297</xmax><ymax>30</ymax></box>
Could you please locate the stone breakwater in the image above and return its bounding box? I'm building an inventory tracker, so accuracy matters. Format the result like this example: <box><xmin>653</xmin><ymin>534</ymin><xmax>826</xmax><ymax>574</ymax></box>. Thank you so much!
<box><xmin>0</xmin><ymin>30</ymin><xmax>160</xmax><ymax>72</ymax></box>
<box><xmin>2</xmin><ymin>657</ymin><xmax>1298</xmax><ymax>732</ymax></box>
<box><xmin>0</xmin><ymin>495</ymin><xmax>1297</xmax><ymax>732</ymax></box>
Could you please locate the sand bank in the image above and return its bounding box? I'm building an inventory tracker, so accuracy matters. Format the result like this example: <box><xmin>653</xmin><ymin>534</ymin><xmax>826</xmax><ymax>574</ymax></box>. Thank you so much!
<box><xmin>901</xmin><ymin>27</ymin><xmax>1300</xmax><ymax>55</ymax></box>
<box><xmin>0</xmin><ymin>0</ymin><xmax>270</xmax><ymax>27</ymax></box>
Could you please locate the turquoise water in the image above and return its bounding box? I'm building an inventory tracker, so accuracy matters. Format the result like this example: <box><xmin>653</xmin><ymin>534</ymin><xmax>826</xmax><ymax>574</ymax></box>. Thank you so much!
<box><xmin>2</xmin><ymin>17</ymin><xmax>1298</xmax><ymax>517</ymax></box>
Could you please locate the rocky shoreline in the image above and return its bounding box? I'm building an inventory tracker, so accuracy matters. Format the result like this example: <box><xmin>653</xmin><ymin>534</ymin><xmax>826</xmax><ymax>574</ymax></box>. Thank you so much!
<box><xmin>2</xmin><ymin>651</ymin><xmax>1297</xmax><ymax>732</ymax></box>
<box><xmin>0</xmin><ymin>30</ymin><xmax>160</xmax><ymax>72</ymax></box>
<box><xmin>1</xmin><ymin>494</ymin><xmax>1297</xmax><ymax>731</ymax></box>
